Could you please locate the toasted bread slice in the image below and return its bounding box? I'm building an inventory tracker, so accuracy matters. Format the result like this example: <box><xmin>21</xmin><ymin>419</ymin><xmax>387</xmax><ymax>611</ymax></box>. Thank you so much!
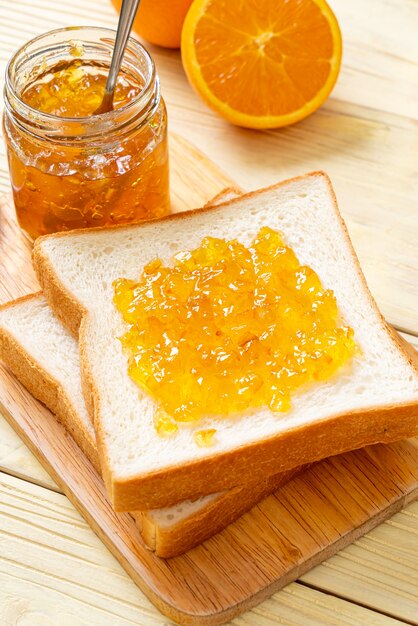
<box><xmin>33</xmin><ymin>172</ymin><xmax>418</xmax><ymax>510</ymax></box>
<box><xmin>0</xmin><ymin>293</ymin><xmax>300</xmax><ymax>557</ymax></box>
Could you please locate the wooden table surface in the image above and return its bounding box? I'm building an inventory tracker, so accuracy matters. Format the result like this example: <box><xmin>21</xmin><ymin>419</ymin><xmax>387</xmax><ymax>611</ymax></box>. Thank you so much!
<box><xmin>0</xmin><ymin>0</ymin><xmax>417</xmax><ymax>624</ymax></box>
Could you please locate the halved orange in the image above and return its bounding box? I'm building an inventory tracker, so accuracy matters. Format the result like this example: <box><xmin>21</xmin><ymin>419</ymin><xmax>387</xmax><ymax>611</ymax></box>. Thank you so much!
<box><xmin>181</xmin><ymin>0</ymin><xmax>342</xmax><ymax>129</ymax></box>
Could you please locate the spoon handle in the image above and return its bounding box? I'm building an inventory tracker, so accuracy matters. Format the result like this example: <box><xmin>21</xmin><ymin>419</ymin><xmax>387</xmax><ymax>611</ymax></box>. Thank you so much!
<box><xmin>103</xmin><ymin>0</ymin><xmax>141</xmax><ymax>108</ymax></box>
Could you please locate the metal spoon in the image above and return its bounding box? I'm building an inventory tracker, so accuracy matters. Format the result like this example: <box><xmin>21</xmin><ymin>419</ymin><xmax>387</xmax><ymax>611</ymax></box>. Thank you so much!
<box><xmin>94</xmin><ymin>0</ymin><xmax>141</xmax><ymax>115</ymax></box>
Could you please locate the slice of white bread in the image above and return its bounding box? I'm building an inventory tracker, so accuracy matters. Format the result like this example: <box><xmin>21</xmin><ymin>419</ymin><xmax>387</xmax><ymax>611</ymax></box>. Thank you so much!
<box><xmin>0</xmin><ymin>293</ymin><xmax>302</xmax><ymax>557</ymax></box>
<box><xmin>33</xmin><ymin>172</ymin><xmax>418</xmax><ymax>511</ymax></box>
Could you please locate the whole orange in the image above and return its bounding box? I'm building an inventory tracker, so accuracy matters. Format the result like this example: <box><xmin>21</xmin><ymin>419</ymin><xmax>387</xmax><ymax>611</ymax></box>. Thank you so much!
<box><xmin>111</xmin><ymin>0</ymin><xmax>193</xmax><ymax>49</ymax></box>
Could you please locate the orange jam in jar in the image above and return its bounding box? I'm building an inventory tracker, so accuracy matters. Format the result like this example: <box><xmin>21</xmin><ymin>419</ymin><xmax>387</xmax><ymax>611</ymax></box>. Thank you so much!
<box><xmin>114</xmin><ymin>227</ymin><xmax>357</xmax><ymax>441</ymax></box>
<box><xmin>3</xmin><ymin>27</ymin><xmax>169</xmax><ymax>239</ymax></box>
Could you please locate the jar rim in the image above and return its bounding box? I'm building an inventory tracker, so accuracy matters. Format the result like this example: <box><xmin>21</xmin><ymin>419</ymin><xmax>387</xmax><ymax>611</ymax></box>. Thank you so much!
<box><xmin>4</xmin><ymin>26</ymin><xmax>159</xmax><ymax>138</ymax></box>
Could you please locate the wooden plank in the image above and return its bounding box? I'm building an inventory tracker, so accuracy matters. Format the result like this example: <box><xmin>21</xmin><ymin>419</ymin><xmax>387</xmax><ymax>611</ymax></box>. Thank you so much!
<box><xmin>400</xmin><ymin>333</ymin><xmax>418</xmax><ymax>351</ymax></box>
<box><xmin>301</xmin><ymin>501</ymin><xmax>418</xmax><ymax>624</ymax></box>
<box><xmin>0</xmin><ymin>471</ymin><xmax>407</xmax><ymax>626</ymax></box>
<box><xmin>0</xmin><ymin>416</ymin><xmax>56</xmax><ymax>491</ymax></box>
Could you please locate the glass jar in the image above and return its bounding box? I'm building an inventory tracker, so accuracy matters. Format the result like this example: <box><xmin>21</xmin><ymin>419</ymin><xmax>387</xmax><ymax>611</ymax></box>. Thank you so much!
<box><xmin>3</xmin><ymin>27</ymin><xmax>169</xmax><ymax>239</ymax></box>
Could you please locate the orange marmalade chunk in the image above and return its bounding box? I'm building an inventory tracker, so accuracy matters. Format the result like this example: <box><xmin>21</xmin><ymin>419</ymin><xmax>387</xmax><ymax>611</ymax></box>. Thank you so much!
<box><xmin>113</xmin><ymin>227</ymin><xmax>357</xmax><ymax>434</ymax></box>
<box><xmin>194</xmin><ymin>429</ymin><xmax>217</xmax><ymax>447</ymax></box>
<box><xmin>21</xmin><ymin>59</ymin><xmax>142</xmax><ymax>117</ymax></box>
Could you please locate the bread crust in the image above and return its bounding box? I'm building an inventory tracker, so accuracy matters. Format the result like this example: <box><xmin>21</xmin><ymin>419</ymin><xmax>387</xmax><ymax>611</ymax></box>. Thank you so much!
<box><xmin>33</xmin><ymin>171</ymin><xmax>418</xmax><ymax>511</ymax></box>
<box><xmin>34</xmin><ymin>247</ymin><xmax>84</xmax><ymax>338</ymax></box>
<box><xmin>0</xmin><ymin>293</ymin><xmax>100</xmax><ymax>470</ymax></box>
<box><xmin>203</xmin><ymin>186</ymin><xmax>242</xmax><ymax>207</ymax></box>
<box><xmin>141</xmin><ymin>465</ymin><xmax>306</xmax><ymax>558</ymax></box>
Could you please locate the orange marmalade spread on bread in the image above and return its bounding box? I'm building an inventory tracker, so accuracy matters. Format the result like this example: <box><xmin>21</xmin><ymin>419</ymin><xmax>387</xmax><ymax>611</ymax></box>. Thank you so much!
<box><xmin>3</xmin><ymin>29</ymin><xmax>169</xmax><ymax>238</ymax></box>
<box><xmin>113</xmin><ymin>227</ymin><xmax>357</xmax><ymax>442</ymax></box>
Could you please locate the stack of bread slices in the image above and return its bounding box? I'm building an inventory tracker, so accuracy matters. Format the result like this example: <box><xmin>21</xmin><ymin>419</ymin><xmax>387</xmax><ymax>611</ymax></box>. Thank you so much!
<box><xmin>1</xmin><ymin>172</ymin><xmax>417</xmax><ymax>558</ymax></box>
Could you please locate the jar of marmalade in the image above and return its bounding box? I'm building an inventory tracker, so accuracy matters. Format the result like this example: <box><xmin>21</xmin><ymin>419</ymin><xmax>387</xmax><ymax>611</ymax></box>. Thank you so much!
<box><xmin>3</xmin><ymin>27</ymin><xmax>169</xmax><ymax>239</ymax></box>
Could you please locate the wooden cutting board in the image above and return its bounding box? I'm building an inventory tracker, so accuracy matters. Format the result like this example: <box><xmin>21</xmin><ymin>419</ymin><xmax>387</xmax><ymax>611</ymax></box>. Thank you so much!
<box><xmin>0</xmin><ymin>133</ymin><xmax>417</xmax><ymax>626</ymax></box>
